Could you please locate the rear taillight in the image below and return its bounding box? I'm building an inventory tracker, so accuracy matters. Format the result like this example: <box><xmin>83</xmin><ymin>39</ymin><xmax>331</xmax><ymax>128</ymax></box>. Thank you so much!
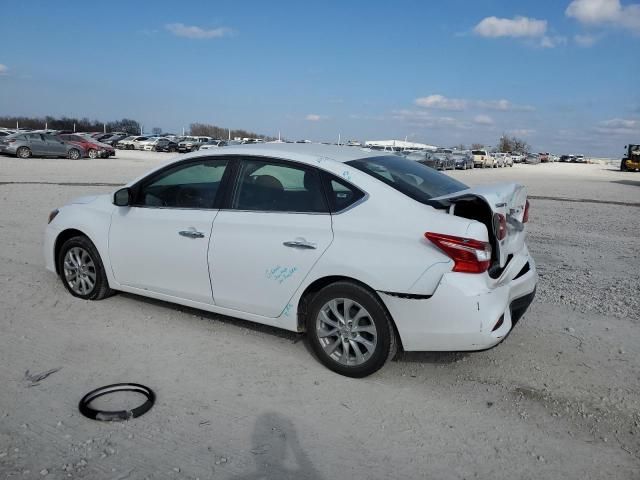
<box><xmin>523</xmin><ymin>200</ymin><xmax>530</xmax><ymax>223</ymax></box>
<box><xmin>493</xmin><ymin>213</ymin><xmax>507</xmax><ymax>240</ymax></box>
<box><xmin>425</xmin><ymin>232</ymin><xmax>492</xmax><ymax>274</ymax></box>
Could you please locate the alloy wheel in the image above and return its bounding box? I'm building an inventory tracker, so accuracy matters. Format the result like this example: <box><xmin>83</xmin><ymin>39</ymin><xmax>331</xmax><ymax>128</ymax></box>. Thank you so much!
<box><xmin>316</xmin><ymin>298</ymin><xmax>378</xmax><ymax>367</ymax></box>
<box><xmin>63</xmin><ymin>247</ymin><xmax>97</xmax><ymax>295</ymax></box>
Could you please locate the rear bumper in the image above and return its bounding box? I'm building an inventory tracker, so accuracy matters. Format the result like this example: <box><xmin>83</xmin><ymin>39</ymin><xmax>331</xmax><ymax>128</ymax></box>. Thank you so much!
<box><xmin>379</xmin><ymin>252</ymin><xmax>538</xmax><ymax>351</ymax></box>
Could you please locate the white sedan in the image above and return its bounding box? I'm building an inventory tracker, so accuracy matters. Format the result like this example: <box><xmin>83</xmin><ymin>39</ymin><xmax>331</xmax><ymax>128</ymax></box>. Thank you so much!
<box><xmin>44</xmin><ymin>144</ymin><xmax>537</xmax><ymax>377</ymax></box>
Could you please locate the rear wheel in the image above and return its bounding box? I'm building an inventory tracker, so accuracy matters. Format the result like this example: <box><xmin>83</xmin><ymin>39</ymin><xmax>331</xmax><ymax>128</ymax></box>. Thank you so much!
<box><xmin>17</xmin><ymin>147</ymin><xmax>31</xmax><ymax>159</ymax></box>
<box><xmin>68</xmin><ymin>148</ymin><xmax>81</xmax><ymax>160</ymax></box>
<box><xmin>306</xmin><ymin>281</ymin><xmax>397</xmax><ymax>378</ymax></box>
<box><xmin>57</xmin><ymin>236</ymin><xmax>114</xmax><ymax>300</ymax></box>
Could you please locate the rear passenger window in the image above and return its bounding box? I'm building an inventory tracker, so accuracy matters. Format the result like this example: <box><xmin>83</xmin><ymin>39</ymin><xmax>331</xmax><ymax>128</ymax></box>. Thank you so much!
<box><xmin>233</xmin><ymin>159</ymin><xmax>327</xmax><ymax>213</ymax></box>
<box><xmin>322</xmin><ymin>173</ymin><xmax>365</xmax><ymax>212</ymax></box>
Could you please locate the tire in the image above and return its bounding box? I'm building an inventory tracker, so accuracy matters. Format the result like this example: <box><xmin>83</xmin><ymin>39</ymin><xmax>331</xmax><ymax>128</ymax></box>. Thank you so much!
<box><xmin>16</xmin><ymin>146</ymin><xmax>31</xmax><ymax>159</ymax></box>
<box><xmin>68</xmin><ymin>148</ymin><xmax>81</xmax><ymax>160</ymax></box>
<box><xmin>88</xmin><ymin>149</ymin><xmax>98</xmax><ymax>159</ymax></box>
<box><xmin>621</xmin><ymin>159</ymin><xmax>628</xmax><ymax>172</ymax></box>
<box><xmin>305</xmin><ymin>281</ymin><xmax>397</xmax><ymax>378</ymax></box>
<box><xmin>57</xmin><ymin>235</ymin><xmax>114</xmax><ymax>300</ymax></box>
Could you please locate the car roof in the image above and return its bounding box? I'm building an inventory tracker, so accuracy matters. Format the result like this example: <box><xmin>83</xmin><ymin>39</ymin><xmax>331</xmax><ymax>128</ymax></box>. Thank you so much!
<box><xmin>179</xmin><ymin>143</ymin><xmax>388</xmax><ymax>165</ymax></box>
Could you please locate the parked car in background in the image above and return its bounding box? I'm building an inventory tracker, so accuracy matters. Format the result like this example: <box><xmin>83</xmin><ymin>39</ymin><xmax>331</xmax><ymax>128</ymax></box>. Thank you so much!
<box><xmin>116</xmin><ymin>136</ymin><xmax>149</xmax><ymax>150</ymax></box>
<box><xmin>451</xmin><ymin>151</ymin><xmax>474</xmax><ymax>170</ymax></box>
<box><xmin>504</xmin><ymin>153</ymin><xmax>514</xmax><ymax>167</ymax></box>
<box><xmin>44</xmin><ymin>144</ymin><xmax>536</xmax><ymax>377</ymax></box>
<box><xmin>538</xmin><ymin>152</ymin><xmax>550</xmax><ymax>163</ymax></box>
<box><xmin>493</xmin><ymin>153</ymin><xmax>507</xmax><ymax>168</ymax></box>
<box><xmin>0</xmin><ymin>133</ymin><xmax>85</xmax><ymax>159</ymax></box>
<box><xmin>471</xmin><ymin>149</ymin><xmax>495</xmax><ymax>168</ymax></box>
<box><xmin>177</xmin><ymin>136</ymin><xmax>212</xmax><ymax>153</ymax></box>
<box><xmin>574</xmin><ymin>155</ymin><xmax>586</xmax><ymax>163</ymax></box>
<box><xmin>525</xmin><ymin>153</ymin><xmax>541</xmax><ymax>164</ymax></box>
<box><xmin>511</xmin><ymin>153</ymin><xmax>525</xmax><ymax>164</ymax></box>
<box><xmin>406</xmin><ymin>151</ymin><xmax>454</xmax><ymax>170</ymax></box>
<box><xmin>59</xmin><ymin>134</ymin><xmax>115</xmax><ymax>158</ymax></box>
<box><xmin>100</xmin><ymin>133</ymin><xmax>129</xmax><ymax>147</ymax></box>
<box><xmin>199</xmin><ymin>140</ymin><xmax>227</xmax><ymax>150</ymax></box>
<box><xmin>142</xmin><ymin>137</ymin><xmax>178</xmax><ymax>152</ymax></box>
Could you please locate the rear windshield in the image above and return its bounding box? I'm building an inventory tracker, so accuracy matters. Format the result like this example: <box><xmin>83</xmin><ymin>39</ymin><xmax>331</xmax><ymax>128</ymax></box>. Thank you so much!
<box><xmin>471</xmin><ymin>150</ymin><xmax>486</xmax><ymax>155</ymax></box>
<box><xmin>347</xmin><ymin>155</ymin><xmax>467</xmax><ymax>204</ymax></box>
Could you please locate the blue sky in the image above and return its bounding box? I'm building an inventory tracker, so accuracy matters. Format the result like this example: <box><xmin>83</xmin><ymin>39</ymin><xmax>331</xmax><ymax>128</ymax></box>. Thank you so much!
<box><xmin>0</xmin><ymin>0</ymin><xmax>638</xmax><ymax>156</ymax></box>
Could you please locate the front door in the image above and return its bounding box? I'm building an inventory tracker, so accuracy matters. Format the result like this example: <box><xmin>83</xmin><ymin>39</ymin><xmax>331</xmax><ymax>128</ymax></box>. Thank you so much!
<box><xmin>209</xmin><ymin>157</ymin><xmax>333</xmax><ymax>318</ymax></box>
<box><xmin>108</xmin><ymin>158</ymin><xmax>230</xmax><ymax>304</ymax></box>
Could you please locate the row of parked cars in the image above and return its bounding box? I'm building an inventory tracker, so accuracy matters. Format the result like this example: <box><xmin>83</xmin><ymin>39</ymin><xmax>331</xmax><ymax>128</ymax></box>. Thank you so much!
<box><xmin>399</xmin><ymin>149</ymin><xmax>526</xmax><ymax>170</ymax></box>
<box><xmin>0</xmin><ymin>128</ymin><xmax>116</xmax><ymax>159</ymax></box>
<box><xmin>115</xmin><ymin>135</ymin><xmax>235</xmax><ymax>153</ymax></box>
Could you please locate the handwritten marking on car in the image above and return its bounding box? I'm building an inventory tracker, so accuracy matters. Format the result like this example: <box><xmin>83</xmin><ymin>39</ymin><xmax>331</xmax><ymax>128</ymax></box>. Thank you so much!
<box><xmin>265</xmin><ymin>266</ymin><xmax>298</xmax><ymax>284</ymax></box>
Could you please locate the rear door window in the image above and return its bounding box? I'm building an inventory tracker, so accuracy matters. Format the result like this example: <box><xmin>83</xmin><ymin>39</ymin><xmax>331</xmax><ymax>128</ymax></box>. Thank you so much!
<box><xmin>232</xmin><ymin>158</ymin><xmax>328</xmax><ymax>213</ymax></box>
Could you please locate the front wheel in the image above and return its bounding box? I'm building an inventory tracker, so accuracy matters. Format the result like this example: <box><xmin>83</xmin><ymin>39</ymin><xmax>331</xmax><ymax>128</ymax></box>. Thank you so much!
<box><xmin>57</xmin><ymin>236</ymin><xmax>114</xmax><ymax>300</ymax></box>
<box><xmin>68</xmin><ymin>148</ymin><xmax>81</xmax><ymax>160</ymax></box>
<box><xmin>88</xmin><ymin>149</ymin><xmax>98</xmax><ymax>159</ymax></box>
<box><xmin>621</xmin><ymin>159</ymin><xmax>629</xmax><ymax>171</ymax></box>
<box><xmin>306</xmin><ymin>281</ymin><xmax>397</xmax><ymax>378</ymax></box>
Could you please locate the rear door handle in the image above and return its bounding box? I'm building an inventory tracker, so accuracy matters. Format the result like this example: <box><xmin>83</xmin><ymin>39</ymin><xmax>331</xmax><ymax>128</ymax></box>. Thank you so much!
<box><xmin>179</xmin><ymin>230</ymin><xmax>205</xmax><ymax>239</ymax></box>
<box><xmin>283</xmin><ymin>239</ymin><xmax>317</xmax><ymax>250</ymax></box>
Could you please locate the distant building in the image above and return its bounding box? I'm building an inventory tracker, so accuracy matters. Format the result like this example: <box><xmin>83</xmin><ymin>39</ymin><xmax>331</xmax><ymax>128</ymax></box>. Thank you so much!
<box><xmin>364</xmin><ymin>140</ymin><xmax>437</xmax><ymax>151</ymax></box>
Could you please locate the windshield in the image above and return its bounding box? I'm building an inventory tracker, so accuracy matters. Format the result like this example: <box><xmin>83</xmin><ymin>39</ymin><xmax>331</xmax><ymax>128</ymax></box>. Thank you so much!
<box><xmin>347</xmin><ymin>155</ymin><xmax>467</xmax><ymax>204</ymax></box>
<box><xmin>471</xmin><ymin>150</ymin><xmax>486</xmax><ymax>155</ymax></box>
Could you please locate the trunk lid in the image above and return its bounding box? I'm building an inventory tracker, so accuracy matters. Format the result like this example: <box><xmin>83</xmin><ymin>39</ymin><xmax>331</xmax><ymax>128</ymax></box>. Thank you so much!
<box><xmin>431</xmin><ymin>183</ymin><xmax>528</xmax><ymax>268</ymax></box>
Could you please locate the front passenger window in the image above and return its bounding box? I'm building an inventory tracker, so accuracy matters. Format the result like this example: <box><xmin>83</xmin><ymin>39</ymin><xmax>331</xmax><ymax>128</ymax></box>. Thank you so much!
<box><xmin>135</xmin><ymin>159</ymin><xmax>228</xmax><ymax>209</ymax></box>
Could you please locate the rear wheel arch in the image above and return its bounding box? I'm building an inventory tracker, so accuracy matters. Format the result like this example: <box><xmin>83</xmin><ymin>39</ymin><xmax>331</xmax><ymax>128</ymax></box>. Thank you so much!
<box><xmin>296</xmin><ymin>275</ymin><xmax>403</xmax><ymax>351</ymax></box>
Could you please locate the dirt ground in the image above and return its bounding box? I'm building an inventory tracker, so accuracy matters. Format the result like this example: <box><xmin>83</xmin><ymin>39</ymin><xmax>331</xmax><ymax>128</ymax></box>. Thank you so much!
<box><xmin>1</xmin><ymin>151</ymin><xmax>638</xmax><ymax>479</ymax></box>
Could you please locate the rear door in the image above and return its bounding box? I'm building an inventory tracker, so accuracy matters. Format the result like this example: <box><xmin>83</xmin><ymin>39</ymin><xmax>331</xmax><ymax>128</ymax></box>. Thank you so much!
<box><xmin>25</xmin><ymin>133</ymin><xmax>47</xmax><ymax>155</ymax></box>
<box><xmin>209</xmin><ymin>157</ymin><xmax>333</xmax><ymax>317</ymax></box>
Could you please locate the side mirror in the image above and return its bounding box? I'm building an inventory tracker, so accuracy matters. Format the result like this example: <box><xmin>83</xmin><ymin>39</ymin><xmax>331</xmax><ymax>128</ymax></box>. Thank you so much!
<box><xmin>113</xmin><ymin>187</ymin><xmax>131</xmax><ymax>207</ymax></box>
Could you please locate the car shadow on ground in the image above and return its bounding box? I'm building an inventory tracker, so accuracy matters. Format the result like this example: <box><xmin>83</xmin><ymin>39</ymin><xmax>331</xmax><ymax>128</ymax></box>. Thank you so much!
<box><xmin>118</xmin><ymin>292</ymin><xmax>302</xmax><ymax>343</ymax></box>
<box><xmin>611</xmin><ymin>179</ymin><xmax>640</xmax><ymax>187</ymax></box>
<box><xmin>117</xmin><ymin>292</ymin><xmax>470</xmax><ymax>367</ymax></box>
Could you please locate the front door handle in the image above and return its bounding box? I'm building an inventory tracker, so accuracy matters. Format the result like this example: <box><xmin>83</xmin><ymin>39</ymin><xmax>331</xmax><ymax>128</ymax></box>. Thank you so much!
<box><xmin>179</xmin><ymin>230</ymin><xmax>205</xmax><ymax>239</ymax></box>
<box><xmin>283</xmin><ymin>239</ymin><xmax>317</xmax><ymax>250</ymax></box>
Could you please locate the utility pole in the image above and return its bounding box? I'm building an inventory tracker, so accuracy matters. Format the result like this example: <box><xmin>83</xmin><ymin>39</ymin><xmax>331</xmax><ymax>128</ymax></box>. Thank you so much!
<box><xmin>338</xmin><ymin>133</ymin><xmax>341</xmax><ymax>145</ymax></box>
<box><xmin>73</xmin><ymin>123</ymin><xmax>76</xmax><ymax>132</ymax></box>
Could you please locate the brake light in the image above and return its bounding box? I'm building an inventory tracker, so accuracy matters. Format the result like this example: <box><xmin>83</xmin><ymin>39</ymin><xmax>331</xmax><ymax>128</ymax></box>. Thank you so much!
<box><xmin>523</xmin><ymin>200</ymin><xmax>530</xmax><ymax>223</ymax></box>
<box><xmin>493</xmin><ymin>213</ymin><xmax>507</xmax><ymax>240</ymax></box>
<box><xmin>425</xmin><ymin>232</ymin><xmax>492</xmax><ymax>274</ymax></box>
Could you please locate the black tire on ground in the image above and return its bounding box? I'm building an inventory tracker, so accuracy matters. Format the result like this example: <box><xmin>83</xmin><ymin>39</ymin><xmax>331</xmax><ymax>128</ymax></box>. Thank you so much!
<box><xmin>57</xmin><ymin>235</ymin><xmax>114</xmax><ymax>301</ymax></box>
<box><xmin>305</xmin><ymin>281</ymin><xmax>398</xmax><ymax>378</ymax></box>
<box><xmin>68</xmin><ymin>148</ymin><xmax>81</xmax><ymax>160</ymax></box>
<box><xmin>620</xmin><ymin>159</ymin><xmax>628</xmax><ymax>171</ymax></box>
<box><xmin>17</xmin><ymin>146</ymin><xmax>31</xmax><ymax>159</ymax></box>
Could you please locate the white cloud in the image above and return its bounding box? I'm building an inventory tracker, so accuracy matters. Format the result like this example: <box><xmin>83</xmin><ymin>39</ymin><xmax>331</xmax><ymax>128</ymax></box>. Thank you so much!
<box><xmin>473</xmin><ymin>115</ymin><xmax>494</xmax><ymax>126</ymax></box>
<box><xmin>305</xmin><ymin>114</ymin><xmax>326</xmax><ymax>121</ymax></box>
<box><xmin>473</xmin><ymin>16</ymin><xmax>547</xmax><ymax>38</ymax></box>
<box><xmin>416</xmin><ymin>95</ymin><xmax>535</xmax><ymax>112</ymax></box>
<box><xmin>415</xmin><ymin>95</ymin><xmax>467</xmax><ymax>111</ymax></box>
<box><xmin>165</xmin><ymin>23</ymin><xmax>233</xmax><ymax>39</ymax></box>
<box><xmin>574</xmin><ymin>33</ymin><xmax>600</xmax><ymax>46</ymax></box>
<box><xmin>595</xmin><ymin>118</ymin><xmax>639</xmax><ymax>135</ymax></box>
<box><xmin>508</xmin><ymin>129</ymin><xmax>536</xmax><ymax>137</ymax></box>
<box><xmin>540</xmin><ymin>35</ymin><xmax>568</xmax><ymax>48</ymax></box>
<box><xmin>566</xmin><ymin>0</ymin><xmax>640</xmax><ymax>31</ymax></box>
<box><xmin>0</xmin><ymin>64</ymin><xmax>8</xmax><ymax>75</ymax></box>
<box><xmin>392</xmin><ymin>110</ymin><xmax>470</xmax><ymax>129</ymax></box>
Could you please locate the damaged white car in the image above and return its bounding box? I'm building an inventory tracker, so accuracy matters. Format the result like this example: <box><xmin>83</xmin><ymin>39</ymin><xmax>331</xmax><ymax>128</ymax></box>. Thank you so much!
<box><xmin>44</xmin><ymin>144</ymin><xmax>537</xmax><ymax>377</ymax></box>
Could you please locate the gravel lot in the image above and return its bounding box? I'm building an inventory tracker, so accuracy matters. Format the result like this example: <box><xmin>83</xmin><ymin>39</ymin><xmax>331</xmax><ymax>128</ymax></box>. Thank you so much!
<box><xmin>1</xmin><ymin>151</ymin><xmax>638</xmax><ymax>479</ymax></box>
